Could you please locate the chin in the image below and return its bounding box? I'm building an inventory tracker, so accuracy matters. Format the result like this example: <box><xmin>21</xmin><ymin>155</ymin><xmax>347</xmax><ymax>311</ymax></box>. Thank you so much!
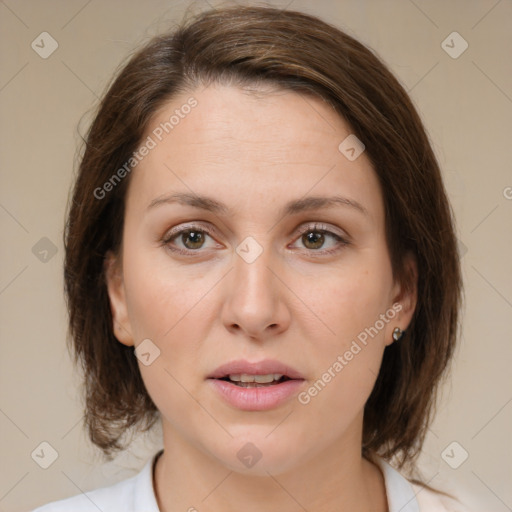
<box><xmin>206</xmin><ymin>431</ymin><xmax>309</xmax><ymax>477</ymax></box>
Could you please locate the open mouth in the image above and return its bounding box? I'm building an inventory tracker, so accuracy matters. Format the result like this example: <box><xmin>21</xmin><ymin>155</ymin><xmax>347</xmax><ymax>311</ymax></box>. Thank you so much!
<box><xmin>217</xmin><ymin>374</ymin><xmax>293</xmax><ymax>388</ymax></box>
<box><xmin>208</xmin><ymin>363</ymin><xmax>305</xmax><ymax>410</ymax></box>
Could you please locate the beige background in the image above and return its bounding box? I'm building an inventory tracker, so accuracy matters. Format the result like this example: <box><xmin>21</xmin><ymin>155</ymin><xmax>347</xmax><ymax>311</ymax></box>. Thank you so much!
<box><xmin>1</xmin><ymin>0</ymin><xmax>511</xmax><ymax>510</ymax></box>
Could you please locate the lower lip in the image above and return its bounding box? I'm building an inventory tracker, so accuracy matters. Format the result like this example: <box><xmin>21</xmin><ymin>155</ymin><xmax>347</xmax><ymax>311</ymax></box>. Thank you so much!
<box><xmin>207</xmin><ymin>378</ymin><xmax>305</xmax><ymax>411</ymax></box>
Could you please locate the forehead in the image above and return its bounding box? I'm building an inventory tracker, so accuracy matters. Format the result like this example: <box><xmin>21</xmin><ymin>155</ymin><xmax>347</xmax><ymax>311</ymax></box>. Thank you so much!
<box><xmin>149</xmin><ymin>84</ymin><xmax>346</xmax><ymax>161</ymax></box>
<box><xmin>126</xmin><ymin>83</ymin><xmax>383</xmax><ymax>223</ymax></box>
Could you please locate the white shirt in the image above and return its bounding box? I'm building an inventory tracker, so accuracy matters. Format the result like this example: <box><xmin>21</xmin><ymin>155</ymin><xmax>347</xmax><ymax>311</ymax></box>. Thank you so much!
<box><xmin>32</xmin><ymin>451</ymin><xmax>470</xmax><ymax>511</ymax></box>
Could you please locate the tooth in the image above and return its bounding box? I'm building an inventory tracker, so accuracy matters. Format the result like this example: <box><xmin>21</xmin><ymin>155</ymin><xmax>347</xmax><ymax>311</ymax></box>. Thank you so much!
<box><xmin>227</xmin><ymin>373</ymin><xmax>285</xmax><ymax>383</ymax></box>
<box><xmin>233</xmin><ymin>373</ymin><xmax>283</xmax><ymax>383</ymax></box>
<box><xmin>253</xmin><ymin>374</ymin><xmax>275</xmax><ymax>384</ymax></box>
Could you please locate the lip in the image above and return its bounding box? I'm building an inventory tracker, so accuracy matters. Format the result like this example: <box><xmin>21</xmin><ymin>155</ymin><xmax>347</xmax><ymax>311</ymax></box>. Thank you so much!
<box><xmin>207</xmin><ymin>359</ymin><xmax>305</xmax><ymax>411</ymax></box>
<box><xmin>208</xmin><ymin>379</ymin><xmax>304</xmax><ymax>411</ymax></box>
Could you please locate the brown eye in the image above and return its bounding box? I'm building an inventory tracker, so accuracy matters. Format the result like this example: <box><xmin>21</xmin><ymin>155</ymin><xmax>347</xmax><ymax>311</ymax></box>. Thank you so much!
<box><xmin>290</xmin><ymin>223</ymin><xmax>349</xmax><ymax>254</ymax></box>
<box><xmin>302</xmin><ymin>231</ymin><xmax>325</xmax><ymax>249</ymax></box>
<box><xmin>180</xmin><ymin>230</ymin><xmax>206</xmax><ymax>249</ymax></box>
<box><xmin>162</xmin><ymin>225</ymin><xmax>218</xmax><ymax>254</ymax></box>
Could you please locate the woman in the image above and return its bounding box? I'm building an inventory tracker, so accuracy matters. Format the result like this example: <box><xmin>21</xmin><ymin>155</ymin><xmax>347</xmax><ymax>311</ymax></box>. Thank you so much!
<box><xmin>34</xmin><ymin>5</ymin><xmax>468</xmax><ymax>511</ymax></box>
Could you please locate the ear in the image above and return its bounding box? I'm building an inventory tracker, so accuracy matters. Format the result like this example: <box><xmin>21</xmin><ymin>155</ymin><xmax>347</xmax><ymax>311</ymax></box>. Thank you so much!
<box><xmin>104</xmin><ymin>250</ymin><xmax>135</xmax><ymax>347</ymax></box>
<box><xmin>386</xmin><ymin>251</ymin><xmax>418</xmax><ymax>346</ymax></box>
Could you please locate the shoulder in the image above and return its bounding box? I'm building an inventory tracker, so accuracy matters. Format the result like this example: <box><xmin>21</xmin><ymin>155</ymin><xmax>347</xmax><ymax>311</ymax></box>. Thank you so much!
<box><xmin>31</xmin><ymin>452</ymin><xmax>161</xmax><ymax>512</ymax></box>
<box><xmin>412</xmin><ymin>482</ymin><xmax>473</xmax><ymax>512</ymax></box>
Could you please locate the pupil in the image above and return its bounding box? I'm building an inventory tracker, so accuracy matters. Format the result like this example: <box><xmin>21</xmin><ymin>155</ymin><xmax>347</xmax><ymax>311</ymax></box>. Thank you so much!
<box><xmin>303</xmin><ymin>231</ymin><xmax>324</xmax><ymax>249</ymax></box>
<box><xmin>183</xmin><ymin>231</ymin><xmax>204</xmax><ymax>249</ymax></box>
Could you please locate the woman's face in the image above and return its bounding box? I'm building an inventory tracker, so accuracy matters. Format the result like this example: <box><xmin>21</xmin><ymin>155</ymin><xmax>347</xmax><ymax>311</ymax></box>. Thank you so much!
<box><xmin>106</xmin><ymin>83</ymin><xmax>416</xmax><ymax>475</ymax></box>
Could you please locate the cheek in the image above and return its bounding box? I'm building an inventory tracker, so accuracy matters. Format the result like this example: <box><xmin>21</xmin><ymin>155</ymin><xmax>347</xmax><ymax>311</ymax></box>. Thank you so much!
<box><xmin>301</xmin><ymin>258</ymin><xmax>394</xmax><ymax>406</ymax></box>
<box><xmin>120</xmin><ymin>249</ymin><xmax>219</xmax><ymax>428</ymax></box>
<box><xmin>121</xmin><ymin>238</ymin><xmax>218</xmax><ymax>341</ymax></box>
<box><xmin>298</xmin><ymin>282</ymin><xmax>389</xmax><ymax>432</ymax></box>
<box><xmin>311</xmin><ymin>260</ymin><xmax>394</xmax><ymax>348</ymax></box>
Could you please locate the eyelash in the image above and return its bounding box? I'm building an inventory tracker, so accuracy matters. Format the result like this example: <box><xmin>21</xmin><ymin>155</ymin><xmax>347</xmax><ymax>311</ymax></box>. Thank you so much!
<box><xmin>161</xmin><ymin>222</ymin><xmax>349</xmax><ymax>257</ymax></box>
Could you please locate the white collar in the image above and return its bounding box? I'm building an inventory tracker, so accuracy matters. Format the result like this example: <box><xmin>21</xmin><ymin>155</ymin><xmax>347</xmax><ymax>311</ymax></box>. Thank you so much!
<box><xmin>375</xmin><ymin>457</ymin><xmax>420</xmax><ymax>512</ymax></box>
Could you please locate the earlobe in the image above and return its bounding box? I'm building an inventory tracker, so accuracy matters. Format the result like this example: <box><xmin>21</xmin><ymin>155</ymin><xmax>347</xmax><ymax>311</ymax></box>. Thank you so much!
<box><xmin>104</xmin><ymin>251</ymin><xmax>135</xmax><ymax>347</ymax></box>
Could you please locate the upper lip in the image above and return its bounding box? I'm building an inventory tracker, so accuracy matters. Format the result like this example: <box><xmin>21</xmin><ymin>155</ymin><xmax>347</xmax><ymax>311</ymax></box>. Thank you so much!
<box><xmin>208</xmin><ymin>359</ymin><xmax>304</xmax><ymax>380</ymax></box>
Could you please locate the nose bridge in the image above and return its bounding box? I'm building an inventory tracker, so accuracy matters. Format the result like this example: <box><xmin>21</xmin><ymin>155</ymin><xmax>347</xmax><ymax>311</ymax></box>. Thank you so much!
<box><xmin>233</xmin><ymin>236</ymin><xmax>276</xmax><ymax>308</ymax></box>
<box><xmin>222</xmin><ymin>235</ymin><xmax>288</xmax><ymax>336</ymax></box>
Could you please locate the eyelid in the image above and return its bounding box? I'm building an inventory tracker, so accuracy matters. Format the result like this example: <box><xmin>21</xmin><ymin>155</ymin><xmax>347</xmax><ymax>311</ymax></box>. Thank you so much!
<box><xmin>162</xmin><ymin>222</ymin><xmax>217</xmax><ymax>242</ymax></box>
<box><xmin>294</xmin><ymin>221</ymin><xmax>348</xmax><ymax>240</ymax></box>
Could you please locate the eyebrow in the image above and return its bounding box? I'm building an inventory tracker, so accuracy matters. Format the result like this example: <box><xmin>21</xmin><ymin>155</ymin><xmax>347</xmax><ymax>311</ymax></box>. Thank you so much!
<box><xmin>146</xmin><ymin>192</ymin><xmax>369</xmax><ymax>217</ymax></box>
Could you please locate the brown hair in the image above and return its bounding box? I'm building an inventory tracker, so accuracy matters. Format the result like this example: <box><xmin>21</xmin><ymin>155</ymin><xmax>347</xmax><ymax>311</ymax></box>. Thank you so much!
<box><xmin>64</xmin><ymin>4</ymin><xmax>462</xmax><ymax>469</ymax></box>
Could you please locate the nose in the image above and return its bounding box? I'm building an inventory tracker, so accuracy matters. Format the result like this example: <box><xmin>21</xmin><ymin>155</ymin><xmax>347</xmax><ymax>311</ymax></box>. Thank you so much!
<box><xmin>221</xmin><ymin>244</ymin><xmax>291</xmax><ymax>340</ymax></box>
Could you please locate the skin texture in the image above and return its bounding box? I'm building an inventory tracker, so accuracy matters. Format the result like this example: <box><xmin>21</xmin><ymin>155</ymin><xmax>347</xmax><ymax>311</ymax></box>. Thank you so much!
<box><xmin>106</xmin><ymin>83</ymin><xmax>417</xmax><ymax>512</ymax></box>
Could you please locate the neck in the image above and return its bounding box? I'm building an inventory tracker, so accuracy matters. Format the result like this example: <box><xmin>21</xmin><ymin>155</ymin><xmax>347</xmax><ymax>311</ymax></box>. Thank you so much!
<box><xmin>153</xmin><ymin>424</ymin><xmax>388</xmax><ymax>512</ymax></box>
